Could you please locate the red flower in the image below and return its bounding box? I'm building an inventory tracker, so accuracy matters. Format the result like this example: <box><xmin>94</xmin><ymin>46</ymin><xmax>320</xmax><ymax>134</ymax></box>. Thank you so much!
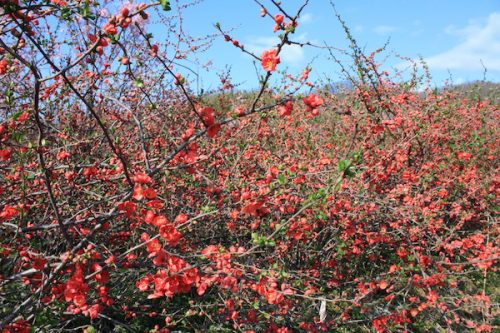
<box><xmin>242</xmin><ymin>200</ymin><xmax>265</xmax><ymax>216</ymax></box>
<box><xmin>182</xmin><ymin>267</ymin><xmax>200</xmax><ymax>285</ymax></box>
<box><xmin>121</xmin><ymin>7</ymin><xmax>130</xmax><ymax>17</ymax></box>
<box><xmin>56</xmin><ymin>150</ymin><xmax>70</xmax><ymax>161</ymax></box>
<box><xmin>456</xmin><ymin>151</ymin><xmax>473</xmax><ymax>161</ymax></box>
<box><xmin>274</xmin><ymin>14</ymin><xmax>284</xmax><ymax>25</ymax></box>
<box><xmin>159</xmin><ymin>224</ymin><xmax>183</xmax><ymax>247</ymax></box>
<box><xmin>201</xmin><ymin>245</ymin><xmax>219</xmax><ymax>257</ymax></box>
<box><xmin>133</xmin><ymin>172</ymin><xmax>153</xmax><ymax>184</ymax></box>
<box><xmin>132</xmin><ymin>185</ymin><xmax>144</xmax><ymax>200</ymax></box>
<box><xmin>51</xmin><ymin>0</ymin><xmax>67</xmax><ymax>6</ymax></box>
<box><xmin>133</xmin><ymin>186</ymin><xmax>157</xmax><ymax>200</ymax></box>
<box><xmin>0</xmin><ymin>205</ymin><xmax>19</xmax><ymax>221</ymax></box>
<box><xmin>378</xmin><ymin>280</ymin><xmax>389</xmax><ymax>290</ymax></box>
<box><xmin>174</xmin><ymin>213</ymin><xmax>189</xmax><ymax>224</ymax></box>
<box><xmin>16</xmin><ymin>112</ymin><xmax>29</xmax><ymax>122</ymax></box>
<box><xmin>137</xmin><ymin>275</ymin><xmax>152</xmax><ymax>291</ymax></box>
<box><xmin>278</xmin><ymin>100</ymin><xmax>293</xmax><ymax>117</ymax></box>
<box><xmin>303</xmin><ymin>93</ymin><xmax>323</xmax><ymax>109</ymax></box>
<box><xmin>150</xmin><ymin>44</ymin><xmax>159</xmax><ymax>57</ymax></box>
<box><xmin>82</xmin><ymin>166</ymin><xmax>98</xmax><ymax>180</ymax></box>
<box><xmin>91</xmin><ymin>263</ymin><xmax>109</xmax><ymax>284</ymax></box>
<box><xmin>426</xmin><ymin>290</ymin><xmax>439</xmax><ymax>304</ymax></box>
<box><xmin>0</xmin><ymin>58</ymin><xmax>8</xmax><ymax>75</ymax></box>
<box><xmin>0</xmin><ymin>149</ymin><xmax>12</xmax><ymax>161</ymax></box>
<box><xmin>174</xmin><ymin>73</ymin><xmax>184</xmax><ymax>85</ymax></box>
<box><xmin>261</xmin><ymin>49</ymin><xmax>280</xmax><ymax>72</ymax></box>
<box><xmin>103</xmin><ymin>23</ymin><xmax>118</xmax><ymax>35</ymax></box>
<box><xmin>32</xmin><ymin>258</ymin><xmax>47</xmax><ymax>270</ymax></box>
<box><xmin>3</xmin><ymin>319</ymin><xmax>30</xmax><ymax>333</ymax></box>
<box><xmin>303</xmin><ymin>93</ymin><xmax>324</xmax><ymax>115</ymax></box>
<box><xmin>84</xmin><ymin>303</ymin><xmax>103</xmax><ymax>319</ymax></box>
<box><xmin>197</xmin><ymin>282</ymin><xmax>208</xmax><ymax>295</ymax></box>
<box><xmin>117</xmin><ymin>201</ymin><xmax>136</xmax><ymax>216</ymax></box>
<box><xmin>143</xmin><ymin>187</ymin><xmax>157</xmax><ymax>199</ymax></box>
<box><xmin>152</xmin><ymin>215</ymin><xmax>168</xmax><ymax>227</ymax></box>
<box><xmin>234</xmin><ymin>106</ymin><xmax>246</xmax><ymax>116</ymax></box>
<box><xmin>207</xmin><ymin>123</ymin><xmax>221</xmax><ymax>138</ymax></box>
<box><xmin>64</xmin><ymin>265</ymin><xmax>89</xmax><ymax>309</ymax></box>
<box><xmin>199</xmin><ymin>107</ymin><xmax>215</xmax><ymax>126</ymax></box>
<box><xmin>220</xmin><ymin>276</ymin><xmax>238</xmax><ymax>292</ymax></box>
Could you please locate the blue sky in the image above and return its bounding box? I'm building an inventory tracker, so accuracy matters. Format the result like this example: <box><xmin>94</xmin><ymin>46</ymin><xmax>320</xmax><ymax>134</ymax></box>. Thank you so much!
<box><xmin>149</xmin><ymin>0</ymin><xmax>500</xmax><ymax>91</ymax></box>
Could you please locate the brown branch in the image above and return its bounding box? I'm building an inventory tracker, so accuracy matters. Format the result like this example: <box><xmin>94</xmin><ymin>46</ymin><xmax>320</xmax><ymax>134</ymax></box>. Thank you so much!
<box><xmin>0</xmin><ymin>38</ymin><xmax>73</xmax><ymax>246</ymax></box>
<box><xmin>103</xmin><ymin>95</ymin><xmax>151</xmax><ymax>171</ymax></box>
<box><xmin>250</xmin><ymin>1</ymin><xmax>309</xmax><ymax>112</ymax></box>
<box><xmin>133</xmin><ymin>23</ymin><xmax>209</xmax><ymax>127</ymax></box>
<box><xmin>13</xmin><ymin>18</ymin><xmax>135</xmax><ymax>187</ymax></box>
<box><xmin>149</xmin><ymin>100</ymin><xmax>280</xmax><ymax>176</ymax></box>
<box><xmin>0</xmin><ymin>217</ymin><xmax>111</xmax><ymax>329</ymax></box>
<box><xmin>39</xmin><ymin>36</ymin><xmax>102</xmax><ymax>83</ymax></box>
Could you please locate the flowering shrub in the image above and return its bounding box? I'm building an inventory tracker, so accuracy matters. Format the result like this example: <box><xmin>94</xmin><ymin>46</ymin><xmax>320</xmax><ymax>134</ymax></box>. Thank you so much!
<box><xmin>0</xmin><ymin>1</ymin><xmax>498</xmax><ymax>332</ymax></box>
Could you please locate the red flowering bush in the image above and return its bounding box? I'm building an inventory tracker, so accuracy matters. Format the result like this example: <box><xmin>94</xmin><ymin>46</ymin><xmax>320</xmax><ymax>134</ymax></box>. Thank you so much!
<box><xmin>0</xmin><ymin>1</ymin><xmax>498</xmax><ymax>332</ymax></box>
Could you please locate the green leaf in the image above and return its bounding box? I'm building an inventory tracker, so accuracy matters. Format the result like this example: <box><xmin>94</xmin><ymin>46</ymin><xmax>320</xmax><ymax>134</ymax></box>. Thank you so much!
<box><xmin>134</xmin><ymin>79</ymin><xmax>144</xmax><ymax>88</ymax></box>
<box><xmin>266</xmin><ymin>239</ymin><xmax>276</xmax><ymax>247</ymax></box>
<box><xmin>251</xmin><ymin>233</ymin><xmax>262</xmax><ymax>246</ymax></box>
<box><xmin>337</xmin><ymin>159</ymin><xmax>351</xmax><ymax>172</ymax></box>
<box><xmin>85</xmin><ymin>326</ymin><xmax>96</xmax><ymax>333</ymax></box>
<box><xmin>352</xmin><ymin>150</ymin><xmax>363</xmax><ymax>163</ymax></box>
<box><xmin>12</xmin><ymin>111</ymin><xmax>22</xmax><ymax>121</ymax></box>
<box><xmin>316</xmin><ymin>188</ymin><xmax>326</xmax><ymax>199</ymax></box>
<box><xmin>12</xmin><ymin>131</ymin><xmax>22</xmax><ymax>144</ymax></box>
<box><xmin>160</xmin><ymin>0</ymin><xmax>171</xmax><ymax>11</ymax></box>
<box><xmin>110</xmin><ymin>34</ymin><xmax>120</xmax><ymax>44</ymax></box>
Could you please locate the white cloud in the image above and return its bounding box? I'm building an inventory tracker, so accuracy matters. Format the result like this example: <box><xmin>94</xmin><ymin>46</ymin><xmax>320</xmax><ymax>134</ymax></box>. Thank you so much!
<box><xmin>424</xmin><ymin>12</ymin><xmax>500</xmax><ymax>71</ymax></box>
<box><xmin>299</xmin><ymin>13</ymin><xmax>313</xmax><ymax>24</ymax></box>
<box><xmin>245</xmin><ymin>35</ymin><xmax>306</xmax><ymax>67</ymax></box>
<box><xmin>354</xmin><ymin>25</ymin><xmax>364</xmax><ymax>33</ymax></box>
<box><xmin>280</xmin><ymin>45</ymin><xmax>306</xmax><ymax>65</ymax></box>
<box><xmin>374</xmin><ymin>25</ymin><xmax>397</xmax><ymax>36</ymax></box>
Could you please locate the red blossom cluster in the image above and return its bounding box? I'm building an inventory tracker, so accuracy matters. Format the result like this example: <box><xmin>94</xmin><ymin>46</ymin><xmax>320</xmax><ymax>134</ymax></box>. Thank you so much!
<box><xmin>198</xmin><ymin>106</ymin><xmax>221</xmax><ymax>138</ymax></box>
<box><xmin>0</xmin><ymin>1</ymin><xmax>498</xmax><ymax>332</ymax></box>
<box><xmin>136</xmin><ymin>256</ymin><xmax>200</xmax><ymax>299</ymax></box>
<box><xmin>302</xmin><ymin>93</ymin><xmax>324</xmax><ymax>116</ymax></box>
<box><xmin>261</xmin><ymin>48</ymin><xmax>281</xmax><ymax>72</ymax></box>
